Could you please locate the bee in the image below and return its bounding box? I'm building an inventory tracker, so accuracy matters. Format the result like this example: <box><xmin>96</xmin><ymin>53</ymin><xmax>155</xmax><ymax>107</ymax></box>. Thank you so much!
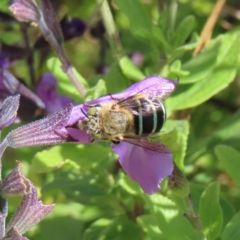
<box><xmin>78</xmin><ymin>93</ymin><xmax>167</xmax><ymax>150</ymax></box>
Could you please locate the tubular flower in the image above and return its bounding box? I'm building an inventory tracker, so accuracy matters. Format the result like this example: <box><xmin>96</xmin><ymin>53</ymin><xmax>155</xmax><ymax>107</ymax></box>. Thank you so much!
<box><xmin>6</xmin><ymin>76</ymin><xmax>177</xmax><ymax>194</ymax></box>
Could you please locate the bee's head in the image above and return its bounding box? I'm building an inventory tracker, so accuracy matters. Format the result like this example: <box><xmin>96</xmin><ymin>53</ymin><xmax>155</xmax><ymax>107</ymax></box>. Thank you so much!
<box><xmin>78</xmin><ymin>114</ymin><xmax>102</xmax><ymax>138</ymax></box>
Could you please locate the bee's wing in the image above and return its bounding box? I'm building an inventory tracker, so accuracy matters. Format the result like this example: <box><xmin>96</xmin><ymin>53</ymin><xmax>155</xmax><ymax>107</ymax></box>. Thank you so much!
<box><xmin>117</xmin><ymin>93</ymin><xmax>162</xmax><ymax>113</ymax></box>
<box><xmin>123</xmin><ymin>137</ymin><xmax>171</xmax><ymax>154</ymax></box>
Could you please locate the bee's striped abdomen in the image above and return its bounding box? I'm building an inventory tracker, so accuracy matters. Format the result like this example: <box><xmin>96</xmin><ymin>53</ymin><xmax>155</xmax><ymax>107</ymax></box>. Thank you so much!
<box><xmin>133</xmin><ymin>98</ymin><xmax>165</xmax><ymax>136</ymax></box>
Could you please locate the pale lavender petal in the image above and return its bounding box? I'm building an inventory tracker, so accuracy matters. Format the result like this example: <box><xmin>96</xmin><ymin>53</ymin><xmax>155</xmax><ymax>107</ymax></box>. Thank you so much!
<box><xmin>9</xmin><ymin>0</ymin><xmax>40</xmax><ymax>23</ymax></box>
<box><xmin>3</xmin><ymin>70</ymin><xmax>45</xmax><ymax>109</ymax></box>
<box><xmin>6</xmin><ymin>187</ymin><xmax>54</xmax><ymax>235</ymax></box>
<box><xmin>131</xmin><ymin>52</ymin><xmax>144</xmax><ymax>67</ymax></box>
<box><xmin>6</xmin><ymin>104</ymin><xmax>73</xmax><ymax>148</ymax></box>
<box><xmin>87</xmin><ymin>76</ymin><xmax>177</xmax><ymax>106</ymax></box>
<box><xmin>65</xmin><ymin>128</ymin><xmax>91</xmax><ymax>143</ymax></box>
<box><xmin>1</xmin><ymin>162</ymin><xmax>32</xmax><ymax>198</ymax></box>
<box><xmin>0</xmin><ymin>196</ymin><xmax>7</xmax><ymax>239</ymax></box>
<box><xmin>66</xmin><ymin>104</ymin><xmax>86</xmax><ymax>125</ymax></box>
<box><xmin>112</xmin><ymin>141</ymin><xmax>174</xmax><ymax>195</ymax></box>
<box><xmin>37</xmin><ymin>73</ymin><xmax>74</xmax><ymax>113</ymax></box>
<box><xmin>5</xmin><ymin>227</ymin><xmax>29</xmax><ymax>240</ymax></box>
<box><xmin>0</xmin><ymin>95</ymin><xmax>20</xmax><ymax>130</ymax></box>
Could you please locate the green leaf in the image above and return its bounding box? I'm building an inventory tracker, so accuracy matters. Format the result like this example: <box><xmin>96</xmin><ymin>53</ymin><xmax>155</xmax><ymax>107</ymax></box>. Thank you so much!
<box><xmin>187</xmin><ymin>109</ymin><xmax>240</xmax><ymax>163</ymax></box>
<box><xmin>118</xmin><ymin>173</ymin><xmax>142</xmax><ymax>195</ymax></box>
<box><xmin>151</xmin><ymin>26</ymin><xmax>173</xmax><ymax>55</ymax></box>
<box><xmin>47</xmin><ymin>57</ymin><xmax>89</xmax><ymax>101</ymax></box>
<box><xmin>137</xmin><ymin>215</ymin><xmax>166</xmax><ymax>240</ymax></box>
<box><xmin>31</xmin><ymin>146</ymin><xmax>67</xmax><ymax>173</ymax></box>
<box><xmin>150</xmin><ymin>120</ymin><xmax>189</xmax><ymax>169</ymax></box>
<box><xmin>103</xmin><ymin>216</ymin><xmax>142</xmax><ymax>240</ymax></box>
<box><xmin>174</xmin><ymin>32</ymin><xmax>200</xmax><ymax>54</ymax></box>
<box><xmin>220</xmin><ymin>197</ymin><xmax>236</xmax><ymax>230</ymax></box>
<box><xmin>142</xmin><ymin>194</ymin><xmax>201</xmax><ymax>240</ymax></box>
<box><xmin>104</xmin><ymin>61</ymin><xmax>130</xmax><ymax>93</ymax></box>
<box><xmin>83</xmin><ymin>218</ymin><xmax>111</xmax><ymax>240</ymax></box>
<box><xmin>222</xmin><ymin>211</ymin><xmax>240</xmax><ymax>240</ymax></box>
<box><xmin>32</xmin><ymin>144</ymin><xmax>111</xmax><ymax>173</ymax></box>
<box><xmin>84</xmin><ymin>79</ymin><xmax>107</xmax><ymax>102</ymax></box>
<box><xmin>200</xmin><ymin>182</ymin><xmax>223</xmax><ymax>240</ymax></box>
<box><xmin>170</xmin><ymin>15</ymin><xmax>195</xmax><ymax>48</ymax></box>
<box><xmin>115</xmin><ymin>0</ymin><xmax>152</xmax><ymax>31</ymax></box>
<box><xmin>215</xmin><ymin>145</ymin><xmax>240</xmax><ymax>187</ymax></box>
<box><xmin>180</xmin><ymin>42</ymin><xmax>219</xmax><ymax>84</ymax></box>
<box><xmin>40</xmin><ymin>203</ymin><xmax>84</xmax><ymax>240</ymax></box>
<box><xmin>169</xmin><ymin>60</ymin><xmax>190</xmax><ymax>77</ymax></box>
<box><xmin>84</xmin><ymin>216</ymin><xmax>143</xmax><ymax>240</ymax></box>
<box><xmin>167</xmin><ymin>31</ymin><xmax>239</xmax><ymax>111</ymax></box>
<box><xmin>119</xmin><ymin>56</ymin><xmax>145</xmax><ymax>81</ymax></box>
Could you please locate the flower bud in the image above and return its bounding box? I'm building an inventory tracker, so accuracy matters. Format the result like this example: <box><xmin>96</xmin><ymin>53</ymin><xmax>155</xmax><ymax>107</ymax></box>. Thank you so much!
<box><xmin>168</xmin><ymin>164</ymin><xmax>190</xmax><ymax>197</ymax></box>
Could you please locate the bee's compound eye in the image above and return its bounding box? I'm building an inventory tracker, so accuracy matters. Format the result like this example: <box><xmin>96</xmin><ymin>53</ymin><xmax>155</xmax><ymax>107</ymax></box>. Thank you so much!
<box><xmin>111</xmin><ymin>140</ymin><xmax>120</xmax><ymax>145</ymax></box>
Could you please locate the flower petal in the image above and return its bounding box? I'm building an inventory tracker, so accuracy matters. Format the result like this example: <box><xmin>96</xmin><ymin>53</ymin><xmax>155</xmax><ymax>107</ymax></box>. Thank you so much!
<box><xmin>9</xmin><ymin>0</ymin><xmax>40</xmax><ymax>23</ymax></box>
<box><xmin>5</xmin><ymin>227</ymin><xmax>29</xmax><ymax>240</ymax></box>
<box><xmin>0</xmin><ymin>94</ymin><xmax>19</xmax><ymax>130</ymax></box>
<box><xmin>87</xmin><ymin>76</ymin><xmax>177</xmax><ymax>106</ymax></box>
<box><xmin>112</xmin><ymin>141</ymin><xmax>174</xmax><ymax>195</ymax></box>
<box><xmin>6</xmin><ymin>104</ymin><xmax>73</xmax><ymax>148</ymax></box>
<box><xmin>37</xmin><ymin>73</ymin><xmax>74</xmax><ymax>113</ymax></box>
<box><xmin>6</xmin><ymin>187</ymin><xmax>54</xmax><ymax>235</ymax></box>
<box><xmin>1</xmin><ymin>162</ymin><xmax>32</xmax><ymax>198</ymax></box>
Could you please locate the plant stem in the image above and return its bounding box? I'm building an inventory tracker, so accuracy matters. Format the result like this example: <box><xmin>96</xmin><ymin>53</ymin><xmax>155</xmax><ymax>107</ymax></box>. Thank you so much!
<box><xmin>38</xmin><ymin>10</ymin><xmax>87</xmax><ymax>96</ymax></box>
<box><xmin>167</xmin><ymin>0</ymin><xmax>178</xmax><ymax>32</ymax></box>
<box><xmin>97</xmin><ymin>0</ymin><xmax>124</xmax><ymax>60</ymax></box>
<box><xmin>182</xmin><ymin>195</ymin><xmax>206</xmax><ymax>240</ymax></box>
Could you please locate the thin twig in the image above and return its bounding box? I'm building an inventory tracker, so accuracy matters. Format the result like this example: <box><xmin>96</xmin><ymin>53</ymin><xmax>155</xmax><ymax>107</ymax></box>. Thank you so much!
<box><xmin>193</xmin><ymin>0</ymin><xmax>226</xmax><ymax>56</ymax></box>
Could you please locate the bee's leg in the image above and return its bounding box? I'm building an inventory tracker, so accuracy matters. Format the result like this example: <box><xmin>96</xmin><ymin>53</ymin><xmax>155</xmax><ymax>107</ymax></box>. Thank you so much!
<box><xmin>111</xmin><ymin>136</ymin><xmax>122</xmax><ymax>144</ymax></box>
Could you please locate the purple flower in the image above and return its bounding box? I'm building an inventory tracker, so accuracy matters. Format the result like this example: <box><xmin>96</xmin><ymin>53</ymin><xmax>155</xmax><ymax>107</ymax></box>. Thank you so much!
<box><xmin>5</xmin><ymin>179</ymin><xmax>54</xmax><ymax>238</ymax></box>
<box><xmin>0</xmin><ymin>161</ymin><xmax>54</xmax><ymax>240</ymax></box>
<box><xmin>65</xmin><ymin>76</ymin><xmax>177</xmax><ymax>194</ymax></box>
<box><xmin>37</xmin><ymin>73</ymin><xmax>74</xmax><ymax>113</ymax></box>
<box><xmin>9</xmin><ymin>0</ymin><xmax>40</xmax><ymax>23</ymax></box>
<box><xmin>6</xmin><ymin>76</ymin><xmax>177</xmax><ymax>194</ymax></box>
<box><xmin>0</xmin><ymin>95</ymin><xmax>20</xmax><ymax>130</ymax></box>
<box><xmin>0</xmin><ymin>162</ymin><xmax>32</xmax><ymax>198</ymax></box>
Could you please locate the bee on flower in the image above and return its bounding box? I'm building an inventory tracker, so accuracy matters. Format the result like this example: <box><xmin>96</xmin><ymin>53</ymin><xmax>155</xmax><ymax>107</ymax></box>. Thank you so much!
<box><xmin>5</xmin><ymin>76</ymin><xmax>178</xmax><ymax>195</ymax></box>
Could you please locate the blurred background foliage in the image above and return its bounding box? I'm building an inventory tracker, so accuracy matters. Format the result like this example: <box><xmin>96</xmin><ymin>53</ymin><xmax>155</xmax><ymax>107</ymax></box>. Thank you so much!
<box><xmin>0</xmin><ymin>0</ymin><xmax>240</xmax><ymax>239</ymax></box>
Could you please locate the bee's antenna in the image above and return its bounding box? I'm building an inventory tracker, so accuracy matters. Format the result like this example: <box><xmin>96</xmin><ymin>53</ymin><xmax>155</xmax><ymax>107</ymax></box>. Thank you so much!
<box><xmin>80</xmin><ymin>108</ymin><xmax>89</xmax><ymax>119</ymax></box>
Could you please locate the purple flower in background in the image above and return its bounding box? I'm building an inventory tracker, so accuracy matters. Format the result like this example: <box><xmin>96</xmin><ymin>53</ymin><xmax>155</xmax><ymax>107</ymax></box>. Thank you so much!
<box><xmin>37</xmin><ymin>73</ymin><xmax>74</xmax><ymax>113</ymax></box>
<box><xmin>6</xmin><ymin>76</ymin><xmax>177</xmax><ymax>194</ymax></box>
<box><xmin>0</xmin><ymin>69</ymin><xmax>74</xmax><ymax>121</ymax></box>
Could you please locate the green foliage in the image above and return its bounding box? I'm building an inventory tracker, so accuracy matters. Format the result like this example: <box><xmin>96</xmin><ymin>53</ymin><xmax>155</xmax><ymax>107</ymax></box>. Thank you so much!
<box><xmin>200</xmin><ymin>182</ymin><xmax>223</xmax><ymax>240</ymax></box>
<box><xmin>215</xmin><ymin>145</ymin><xmax>240</xmax><ymax>187</ymax></box>
<box><xmin>1</xmin><ymin>0</ymin><xmax>240</xmax><ymax>239</ymax></box>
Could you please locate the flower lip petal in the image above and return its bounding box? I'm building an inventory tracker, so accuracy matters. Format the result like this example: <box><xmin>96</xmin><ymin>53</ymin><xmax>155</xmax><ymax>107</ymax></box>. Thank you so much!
<box><xmin>112</xmin><ymin>141</ymin><xmax>174</xmax><ymax>195</ymax></box>
<box><xmin>86</xmin><ymin>76</ymin><xmax>178</xmax><ymax>106</ymax></box>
